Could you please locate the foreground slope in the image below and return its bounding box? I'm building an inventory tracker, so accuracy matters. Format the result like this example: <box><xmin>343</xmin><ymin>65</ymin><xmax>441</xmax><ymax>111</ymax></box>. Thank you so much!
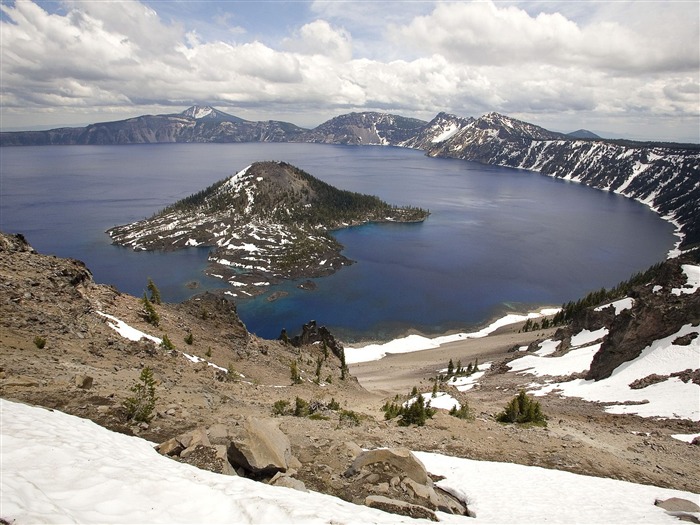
<box><xmin>4</xmin><ymin>398</ymin><xmax>698</xmax><ymax>524</ymax></box>
<box><xmin>107</xmin><ymin>161</ymin><xmax>428</xmax><ymax>296</ymax></box>
<box><xmin>2</xmin><ymin>231</ymin><xmax>699</xmax><ymax>508</ymax></box>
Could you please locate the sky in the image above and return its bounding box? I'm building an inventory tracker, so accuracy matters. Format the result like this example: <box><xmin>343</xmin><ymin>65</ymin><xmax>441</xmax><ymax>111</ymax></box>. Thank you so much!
<box><xmin>0</xmin><ymin>0</ymin><xmax>698</xmax><ymax>142</ymax></box>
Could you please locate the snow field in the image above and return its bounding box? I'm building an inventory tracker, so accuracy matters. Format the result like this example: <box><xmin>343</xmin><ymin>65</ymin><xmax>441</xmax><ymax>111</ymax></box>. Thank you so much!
<box><xmin>2</xmin><ymin>399</ymin><xmax>697</xmax><ymax>524</ymax></box>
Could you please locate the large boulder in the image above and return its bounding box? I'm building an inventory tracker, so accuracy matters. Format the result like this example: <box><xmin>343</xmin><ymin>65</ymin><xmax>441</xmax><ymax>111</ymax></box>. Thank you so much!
<box><xmin>227</xmin><ymin>417</ymin><xmax>293</xmax><ymax>479</ymax></box>
<box><xmin>345</xmin><ymin>448</ymin><xmax>429</xmax><ymax>485</ymax></box>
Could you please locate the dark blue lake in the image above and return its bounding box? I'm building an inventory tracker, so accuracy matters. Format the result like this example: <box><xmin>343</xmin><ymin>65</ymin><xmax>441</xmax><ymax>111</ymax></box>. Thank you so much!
<box><xmin>0</xmin><ymin>143</ymin><xmax>676</xmax><ymax>342</ymax></box>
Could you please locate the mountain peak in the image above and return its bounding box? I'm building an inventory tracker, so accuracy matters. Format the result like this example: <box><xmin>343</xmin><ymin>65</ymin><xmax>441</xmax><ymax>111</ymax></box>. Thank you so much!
<box><xmin>567</xmin><ymin>129</ymin><xmax>602</xmax><ymax>140</ymax></box>
<box><xmin>181</xmin><ymin>105</ymin><xmax>216</xmax><ymax>119</ymax></box>
<box><xmin>179</xmin><ymin>105</ymin><xmax>247</xmax><ymax>123</ymax></box>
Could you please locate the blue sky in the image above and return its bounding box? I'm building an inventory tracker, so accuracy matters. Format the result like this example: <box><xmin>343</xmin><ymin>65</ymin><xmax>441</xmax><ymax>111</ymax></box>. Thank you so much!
<box><xmin>1</xmin><ymin>0</ymin><xmax>698</xmax><ymax>141</ymax></box>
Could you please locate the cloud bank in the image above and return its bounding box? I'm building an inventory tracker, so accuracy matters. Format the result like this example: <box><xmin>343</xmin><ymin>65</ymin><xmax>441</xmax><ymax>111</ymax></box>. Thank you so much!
<box><xmin>1</xmin><ymin>0</ymin><xmax>698</xmax><ymax>141</ymax></box>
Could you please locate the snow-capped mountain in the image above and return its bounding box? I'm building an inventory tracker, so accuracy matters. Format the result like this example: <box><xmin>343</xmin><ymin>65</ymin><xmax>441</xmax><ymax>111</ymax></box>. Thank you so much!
<box><xmin>398</xmin><ymin>112</ymin><xmax>474</xmax><ymax>150</ymax></box>
<box><xmin>178</xmin><ymin>105</ymin><xmax>246</xmax><ymax>122</ymax></box>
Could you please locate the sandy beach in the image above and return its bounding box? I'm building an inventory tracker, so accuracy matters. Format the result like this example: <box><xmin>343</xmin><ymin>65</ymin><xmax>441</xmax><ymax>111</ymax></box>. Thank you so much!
<box><xmin>349</xmin><ymin>318</ymin><xmax>559</xmax><ymax>397</ymax></box>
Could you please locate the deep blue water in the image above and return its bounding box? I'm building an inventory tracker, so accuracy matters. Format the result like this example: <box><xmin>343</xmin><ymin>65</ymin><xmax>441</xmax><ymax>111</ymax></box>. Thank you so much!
<box><xmin>0</xmin><ymin>143</ymin><xmax>676</xmax><ymax>342</ymax></box>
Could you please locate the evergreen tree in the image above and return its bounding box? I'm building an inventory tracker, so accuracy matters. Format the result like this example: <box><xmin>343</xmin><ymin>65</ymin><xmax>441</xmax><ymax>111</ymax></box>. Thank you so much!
<box><xmin>147</xmin><ymin>278</ymin><xmax>161</xmax><ymax>305</ymax></box>
<box><xmin>160</xmin><ymin>334</ymin><xmax>174</xmax><ymax>350</ymax></box>
<box><xmin>123</xmin><ymin>367</ymin><xmax>158</xmax><ymax>423</ymax></box>
<box><xmin>447</xmin><ymin>358</ymin><xmax>454</xmax><ymax>376</ymax></box>
<box><xmin>496</xmin><ymin>390</ymin><xmax>546</xmax><ymax>426</ymax></box>
<box><xmin>315</xmin><ymin>356</ymin><xmax>323</xmax><ymax>384</ymax></box>
<box><xmin>290</xmin><ymin>360</ymin><xmax>302</xmax><ymax>384</ymax></box>
<box><xmin>294</xmin><ymin>396</ymin><xmax>309</xmax><ymax>417</ymax></box>
<box><xmin>142</xmin><ymin>293</ymin><xmax>160</xmax><ymax>326</ymax></box>
<box><xmin>340</xmin><ymin>348</ymin><xmax>348</xmax><ymax>380</ymax></box>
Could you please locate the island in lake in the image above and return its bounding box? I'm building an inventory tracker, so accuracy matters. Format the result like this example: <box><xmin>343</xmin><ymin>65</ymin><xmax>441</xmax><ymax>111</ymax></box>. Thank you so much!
<box><xmin>108</xmin><ymin>161</ymin><xmax>429</xmax><ymax>297</ymax></box>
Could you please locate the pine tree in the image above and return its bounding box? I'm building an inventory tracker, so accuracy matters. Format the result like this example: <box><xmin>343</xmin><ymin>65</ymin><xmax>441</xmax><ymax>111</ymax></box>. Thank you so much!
<box><xmin>123</xmin><ymin>367</ymin><xmax>158</xmax><ymax>423</ymax></box>
<box><xmin>142</xmin><ymin>293</ymin><xmax>160</xmax><ymax>326</ymax></box>
<box><xmin>160</xmin><ymin>334</ymin><xmax>174</xmax><ymax>350</ymax></box>
<box><xmin>315</xmin><ymin>356</ymin><xmax>323</xmax><ymax>384</ymax></box>
<box><xmin>340</xmin><ymin>348</ymin><xmax>348</xmax><ymax>380</ymax></box>
<box><xmin>497</xmin><ymin>390</ymin><xmax>546</xmax><ymax>426</ymax></box>
<box><xmin>447</xmin><ymin>358</ymin><xmax>454</xmax><ymax>376</ymax></box>
<box><xmin>290</xmin><ymin>360</ymin><xmax>302</xmax><ymax>384</ymax></box>
<box><xmin>147</xmin><ymin>278</ymin><xmax>161</xmax><ymax>305</ymax></box>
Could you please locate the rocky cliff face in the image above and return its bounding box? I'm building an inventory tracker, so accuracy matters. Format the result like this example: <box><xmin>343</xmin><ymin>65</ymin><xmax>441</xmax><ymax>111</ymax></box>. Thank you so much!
<box><xmin>552</xmin><ymin>256</ymin><xmax>700</xmax><ymax>381</ymax></box>
<box><xmin>425</xmin><ymin>113</ymin><xmax>700</xmax><ymax>249</ymax></box>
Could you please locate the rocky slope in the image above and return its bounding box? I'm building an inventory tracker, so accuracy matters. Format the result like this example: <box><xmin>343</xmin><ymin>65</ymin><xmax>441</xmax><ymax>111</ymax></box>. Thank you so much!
<box><xmin>107</xmin><ymin>161</ymin><xmax>428</xmax><ymax>297</ymax></box>
<box><xmin>301</xmin><ymin>112</ymin><xmax>427</xmax><ymax>145</ymax></box>
<box><xmin>2</xmin><ymin>231</ymin><xmax>699</xmax><ymax>510</ymax></box>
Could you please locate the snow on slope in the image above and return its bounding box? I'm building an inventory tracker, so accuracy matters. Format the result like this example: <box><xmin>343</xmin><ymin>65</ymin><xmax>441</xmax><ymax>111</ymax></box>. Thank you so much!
<box><xmin>2</xmin><ymin>399</ymin><xmax>698</xmax><ymax>524</ymax></box>
<box><xmin>0</xmin><ymin>399</ymin><xmax>442</xmax><ymax>525</ymax></box>
<box><xmin>526</xmin><ymin>323</ymin><xmax>700</xmax><ymax>420</ymax></box>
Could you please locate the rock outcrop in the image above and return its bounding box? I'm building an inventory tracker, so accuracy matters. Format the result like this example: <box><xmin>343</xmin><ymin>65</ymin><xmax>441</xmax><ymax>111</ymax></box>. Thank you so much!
<box><xmin>586</xmin><ymin>258</ymin><xmax>700</xmax><ymax>380</ymax></box>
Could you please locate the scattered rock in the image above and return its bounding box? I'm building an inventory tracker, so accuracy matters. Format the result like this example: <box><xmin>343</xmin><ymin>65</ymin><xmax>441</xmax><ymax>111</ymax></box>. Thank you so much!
<box><xmin>365</xmin><ymin>495</ymin><xmax>437</xmax><ymax>522</ymax></box>
<box><xmin>74</xmin><ymin>375</ymin><xmax>93</xmax><ymax>389</ymax></box>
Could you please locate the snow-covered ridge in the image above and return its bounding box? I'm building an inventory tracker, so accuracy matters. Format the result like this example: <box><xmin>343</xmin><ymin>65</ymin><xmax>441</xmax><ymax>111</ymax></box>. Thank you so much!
<box><xmin>425</xmin><ymin>118</ymin><xmax>700</xmax><ymax>253</ymax></box>
<box><xmin>182</xmin><ymin>105</ymin><xmax>215</xmax><ymax>119</ymax></box>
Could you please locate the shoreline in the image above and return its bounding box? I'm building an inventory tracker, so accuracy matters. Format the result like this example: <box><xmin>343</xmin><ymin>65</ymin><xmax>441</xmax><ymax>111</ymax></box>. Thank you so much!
<box><xmin>344</xmin><ymin>306</ymin><xmax>560</xmax><ymax>364</ymax></box>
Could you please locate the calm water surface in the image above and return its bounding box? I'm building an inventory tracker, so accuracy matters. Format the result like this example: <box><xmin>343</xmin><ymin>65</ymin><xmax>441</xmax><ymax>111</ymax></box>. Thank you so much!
<box><xmin>0</xmin><ymin>143</ymin><xmax>676</xmax><ymax>341</ymax></box>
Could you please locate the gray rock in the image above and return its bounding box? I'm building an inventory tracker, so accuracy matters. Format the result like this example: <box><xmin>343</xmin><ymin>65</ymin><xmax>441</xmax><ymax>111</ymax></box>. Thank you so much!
<box><xmin>74</xmin><ymin>374</ymin><xmax>93</xmax><ymax>389</ymax></box>
<box><xmin>227</xmin><ymin>417</ymin><xmax>292</xmax><ymax>477</ymax></box>
<box><xmin>655</xmin><ymin>498</ymin><xmax>700</xmax><ymax>513</ymax></box>
<box><xmin>365</xmin><ymin>495</ymin><xmax>437</xmax><ymax>522</ymax></box>
<box><xmin>269</xmin><ymin>472</ymin><xmax>308</xmax><ymax>492</ymax></box>
<box><xmin>345</xmin><ymin>448</ymin><xmax>429</xmax><ymax>485</ymax></box>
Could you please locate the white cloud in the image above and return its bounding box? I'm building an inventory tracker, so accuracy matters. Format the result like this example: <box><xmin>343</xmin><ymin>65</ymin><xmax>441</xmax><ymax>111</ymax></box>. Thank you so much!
<box><xmin>0</xmin><ymin>0</ymin><xmax>698</xmax><ymax>142</ymax></box>
<box><xmin>283</xmin><ymin>20</ymin><xmax>352</xmax><ymax>61</ymax></box>
<box><xmin>391</xmin><ymin>1</ymin><xmax>698</xmax><ymax>73</ymax></box>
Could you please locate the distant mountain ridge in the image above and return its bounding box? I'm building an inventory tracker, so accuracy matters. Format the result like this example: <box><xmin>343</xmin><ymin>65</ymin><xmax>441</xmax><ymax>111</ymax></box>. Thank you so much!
<box><xmin>3</xmin><ymin>105</ymin><xmax>698</xmax><ymax>250</ymax></box>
